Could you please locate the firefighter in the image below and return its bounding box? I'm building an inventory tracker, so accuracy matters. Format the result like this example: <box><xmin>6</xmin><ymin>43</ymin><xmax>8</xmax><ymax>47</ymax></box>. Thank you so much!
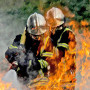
<box><xmin>5</xmin><ymin>12</ymin><xmax>49</xmax><ymax>80</ymax></box>
<box><xmin>45</xmin><ymin>7</ymin><xmax>76</xmax><ymax>82</ymax></box>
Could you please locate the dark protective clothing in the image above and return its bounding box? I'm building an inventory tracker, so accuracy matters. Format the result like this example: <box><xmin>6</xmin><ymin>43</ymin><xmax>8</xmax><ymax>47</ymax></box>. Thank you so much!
<box><xmin>46</xmin><ymin>26</ymin><xmax>76</xmax><ymax>76</ymax></box>
<box><xmin>5</xmin><ymin>30</ymin><xmax>48</xmax><ymax>78</ymax></box>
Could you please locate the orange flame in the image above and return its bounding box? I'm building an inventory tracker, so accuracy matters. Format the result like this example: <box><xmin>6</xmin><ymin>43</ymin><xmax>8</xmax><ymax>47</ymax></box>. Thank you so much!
<box><xmin>35</xmin><ymin>20</ymin><xmax>90</xmax><ymax>90</ymax></box>
<box><xmin>0</xmin><ymin>76</ymin><xmax>16</xmax><ymax>90</ymax></box>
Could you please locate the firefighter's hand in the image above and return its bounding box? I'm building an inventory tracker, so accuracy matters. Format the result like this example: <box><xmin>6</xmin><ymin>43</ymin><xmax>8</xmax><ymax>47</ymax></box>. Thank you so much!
<box><xmin>12</xmin><ymin>61</ymin><xmax>18</xmax><ymax>65</ymax></box>
<box><xmin>5</xmin><ymin>48</ymin><xmax>20</xmax><ymax>63</ymax></box>
<box><xmin>10</xmin><ymin>61</ymin><xmax>18</xmax><ymax>70</ymax></box>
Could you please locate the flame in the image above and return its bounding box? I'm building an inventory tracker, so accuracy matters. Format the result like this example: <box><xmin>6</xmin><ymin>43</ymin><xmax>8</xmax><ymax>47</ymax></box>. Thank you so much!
<box><xmin>1</xmin><ymin>20</ymin><xmax>89</xmax><ymax>90</ymax></box>
<box><xmin>0</xmin><ymin>75</ymin><xmax>16</xmax><ymax>90</ymax></box>
<box><xmin>35</xmin><ymin>20</ymin><xmax>90</xmax><ymax>90</ymax></box>
<box><xmin>81</xmin><ymin>20</ymin><xmax>89</xmax><ymax>27</ymax></box>
<box><xmin>0</xmin><ymin>61</ymin><xmax>17</xmax><ymax>90</ymax></box>
<box><xmin>1</xmin><ymin>17</ymin><xmax>89</xmax><ymax>89</ymax></box>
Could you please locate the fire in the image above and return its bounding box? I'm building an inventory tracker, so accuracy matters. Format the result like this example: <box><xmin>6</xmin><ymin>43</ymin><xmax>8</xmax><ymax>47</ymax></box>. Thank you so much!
<box><xmin>81</xmin><ymin>20</ymin><xmax>89</xmax><ymax>27</ymax></box>
<box><xmin>0</xmin><ymin>76</ymin><xmax>16</xmax><ymax>90</ymax></box>
<box><xmin>35</xmin><ymin>20</ymin><xmax>90</xmax><ymax>90</ymax></box>
<box><xmin>1</xmin><ymin>20</ymin><xmax>89</xmax><ymax>90</ymax></box>
<box><xmin>0</xmin><ymin>79</ymin><xmax>11</xmax><ymax>90</ymax></box>
<box><xmin>0</xmin><ymin>61</ymin><xmax>17</xmax><ymax>90</ymax></box>
<box><xmin>1</xmin><ymin>11</ymin><xmax>89</xmax><ymax>89</ymax></box>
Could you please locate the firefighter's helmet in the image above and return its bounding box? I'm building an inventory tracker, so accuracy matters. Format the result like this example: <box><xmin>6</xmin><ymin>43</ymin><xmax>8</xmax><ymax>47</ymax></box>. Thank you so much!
<box><xmin>46</xmin><ymin>7</ymin><xmax>65</xmax><ymax>27</ymax></box>
<box><xmin>27</xmin><ymin>12</ymin><xmax>47</xmax><ymax>35</ymax></box>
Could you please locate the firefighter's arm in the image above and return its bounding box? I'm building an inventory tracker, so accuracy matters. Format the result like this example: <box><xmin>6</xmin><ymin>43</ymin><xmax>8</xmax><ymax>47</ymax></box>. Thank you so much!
<box><xmin>5</xmin><ymin>34</ymin><xmax>21</xmax><ymax>63</ymax></box>
<box><xmin>5</xmin><ymin>31</ymin><xmax>26</xmax><ymax>63</ymax></box>
<box><xmin>57</xmin><ymin>29</ymin><xmax>76</xmax><ymax>53</ymax></box>
<box><xmin>40</xmin><ymin>36</ymin><xmax>54</xmax><ymax>58</ymax></box>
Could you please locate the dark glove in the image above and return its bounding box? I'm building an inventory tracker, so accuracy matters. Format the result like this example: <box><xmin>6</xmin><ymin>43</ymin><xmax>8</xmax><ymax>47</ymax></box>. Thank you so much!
<box><xmin>5</xmin><ymin>48</ymin><xmax>19</xmax><ymax>63</ymax></box>
<box><xmin>12</xmin><ymin>44</ymin><xmax>26</xmax><ymax>63</ymax></box>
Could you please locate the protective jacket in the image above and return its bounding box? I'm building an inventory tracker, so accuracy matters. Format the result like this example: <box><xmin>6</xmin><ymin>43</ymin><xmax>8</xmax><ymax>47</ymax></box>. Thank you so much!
<box><xmin>51</xmin><ymin>27</ymin><xmax>76</xmax><ymax>55</ymax></box>
<box><xmin>50</xmin><ymin>27</ymin><xmax>76</xmax><ymax>74</ymax></box>
<box><xmin>5</xmin><ymin>29</ymin><xmax>48</xmax><ymax>78</ymax></box>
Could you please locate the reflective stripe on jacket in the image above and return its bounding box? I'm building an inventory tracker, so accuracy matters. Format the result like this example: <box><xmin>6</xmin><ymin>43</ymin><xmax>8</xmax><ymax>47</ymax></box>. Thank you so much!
<box><xmin>57</xmin><ymin>43</ymin><xmax>69</xmax><ymax>49</ymax></box>
<box><xmin>41</xmin><ymin>52</ymin><xmax>53</xmax><ymax>57</ymax></box>
<box><xmin>9</xmin><ymin>44</ymin><xmax>18</xmax><ymax>49</ymax></box>
<box><xmin>57</xmin><ymin>28</ymin><xmax>72</xmax><ymax>49</ymax></box>
<box><xmin>20</xmin><ymin>28</ymin><xmax>26</xmax><ymax>45</ymax></box>
<box><xmin>38</xmin><ymin>59</ymin><xmax>48</xmax><ymax>69</ymax></box>
<box><xmin>40</xmin><ymin>36</ymin><xmax>53</xmax><ymax>57</ymax></box>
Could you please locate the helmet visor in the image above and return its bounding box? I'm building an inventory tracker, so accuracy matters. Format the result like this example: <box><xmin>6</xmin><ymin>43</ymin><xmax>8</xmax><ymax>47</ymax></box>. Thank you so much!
<box><xmin>28</xmin><ymin>26</ymin><xmax>49</xmax><ymax>35</ymax></box>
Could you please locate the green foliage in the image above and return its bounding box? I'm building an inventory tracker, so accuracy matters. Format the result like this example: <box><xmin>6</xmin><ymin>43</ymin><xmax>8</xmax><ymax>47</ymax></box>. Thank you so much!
<box><xmin>44</xmin><ymin>0</ymin><xmax>90</xmax><ymax>22</ymax></box>
<box><xmin>5</xmin><ymin>0</ymin><xmax>90</xmax><ymax>23</ymax></box>
<box><xmin>67</xmin><ymin>0</ymin><xmax>90</xmax><ymax>21</ymax></box>
<box><xmin>6</xmin><ymin>2</ymin><xmax>41</xmax><ymax>24</ymax></box>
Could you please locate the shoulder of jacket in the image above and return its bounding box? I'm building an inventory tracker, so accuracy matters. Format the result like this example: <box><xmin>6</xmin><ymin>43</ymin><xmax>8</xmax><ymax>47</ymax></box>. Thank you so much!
<box><xmin>15</xmin><ymin>34</ymin><xmax>22</xmax><ymax>40</ymax></box>
<box><xmin>64</xmin><ymin>28</ymin><xmax>72</xmax><ymax>32</ymax></box>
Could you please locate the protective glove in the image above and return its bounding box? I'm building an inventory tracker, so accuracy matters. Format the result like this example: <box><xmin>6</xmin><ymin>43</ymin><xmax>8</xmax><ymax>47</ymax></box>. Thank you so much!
<box><xmin>10</xmin><ymin>61</ymin><xmax>18</xmax><ymax>70</ymax></box>
<box><xmin>5</xmin><ymin>48</ymin><xmax>19</xmax><ymax>63</ymax></box>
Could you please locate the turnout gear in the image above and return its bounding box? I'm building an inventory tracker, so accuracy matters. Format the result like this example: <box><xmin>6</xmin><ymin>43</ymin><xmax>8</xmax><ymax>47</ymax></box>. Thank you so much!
<box><xmin>45</xmin><ymin>7</ymin><xmax>76</xmax><ymax>78</ymax></box>
<box><xmin>5</xmin><ymin>48</ymin><xmax>19</xmax><ymax>63</ymax></box>
<box><xmin>57</xmin><ymin>28</ymin><xmax>73</xmax><ymax>50</ymax></box>
<box><xmin>51</xmin><ymin>27</ymin><xmax>76</xmax><ymax>55</ymax></box>
<box><xmin>45</xmin><ymin>7</ymin><xmax>76</xmax><ymax>54</ymax></box>
<box><xmin>5</xmin><ymin>12</ymin><xmax>49</xmax><ymax>79</ymax></box>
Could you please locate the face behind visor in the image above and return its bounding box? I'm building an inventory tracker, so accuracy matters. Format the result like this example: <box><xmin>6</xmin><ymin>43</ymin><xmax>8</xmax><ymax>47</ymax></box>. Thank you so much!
<box><xmin>30</xmin><ymin>34</ymin><xmax>44</xmax><ymax>41</ymax></box>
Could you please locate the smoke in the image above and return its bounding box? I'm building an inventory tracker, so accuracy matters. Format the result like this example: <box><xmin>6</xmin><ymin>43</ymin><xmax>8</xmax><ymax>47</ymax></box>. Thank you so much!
<box><xmin>0</xmin><ymin>0</ymin><xmax>25</xmax><ymax>64</ymax></box>
<box><xmin>16</xmin><ymin>49</ymin><xmax>40</xmax><ymax>80</ymax></box>
<box><xmin>2</xmin><ymin>69</ymin><xmax>31</xmax><ymax>90</ymax></box>
<box><xmin>0</xmin><ymin>1</ymin><xmax>32</xmax><ymax>89</ymax></box>
<box><xmin>0</xmin><ymin>1</ymin><xmax>41</xmax><ymax>88</ymax></box>
<box><xmin>2</xmin><ymin>70</ymin><xmax>21</xmax><ymax>90</ymax></box>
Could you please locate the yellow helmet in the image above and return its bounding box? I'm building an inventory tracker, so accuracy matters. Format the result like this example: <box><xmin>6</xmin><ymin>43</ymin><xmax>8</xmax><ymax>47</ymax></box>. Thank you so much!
<box><xmin>27</xmin><ymin>12</ymin><xmax>47</xmax><ymax>35</ymax></box>
<box><xmin>46</xmin><ymin>7</ymin><xmax>65</xmax><ymax>27</ymax></box>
